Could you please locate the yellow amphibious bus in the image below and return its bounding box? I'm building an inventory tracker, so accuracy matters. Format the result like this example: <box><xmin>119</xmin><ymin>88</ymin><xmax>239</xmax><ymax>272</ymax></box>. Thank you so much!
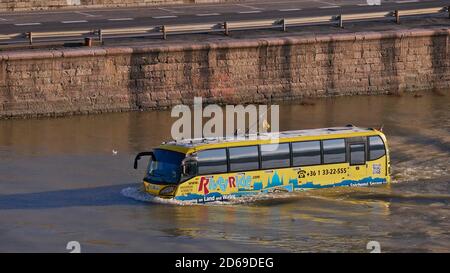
<box><xmin>134</xmin><ymin>125</ymin><xmax>390</xmax><ymax>203</ymax></box>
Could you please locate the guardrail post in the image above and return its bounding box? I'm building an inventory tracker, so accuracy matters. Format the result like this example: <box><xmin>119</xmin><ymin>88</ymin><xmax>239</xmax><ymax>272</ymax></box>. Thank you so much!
<box><xmin>98</xmin><ymin>29</ymin><xmax>103</xmax><ymax>44</ymax></box>
<box><xmin>224</xmin><ymin>21</ymin><xmax>229</xmax><ymax>36</ymax></box>
<box><xmin>84</xmin><ymin>37</ymin><xmax>92</xmax><ymax>47</ymax></box>
<box><xmin>281</xmin><ymin>19</ymin><xmax>286</xmax><ymax>32</ymax></box>
<box><xmin>162</xmin><ymin>25</ymin><xmax>167</xmax><ymax>40</ymax></box>
<box><xmin>394</xmin><ymin>10</ymin><xmax>400</xmax><ymax>24</ymax></box>
<box><xmin>338</xmin><ymin>15</ymin><xmax>343</xmax><ymax>28</ymax></box>
<box><xmin>27</xmin><ymin>32</ymin><xmax>32</xmax><ymax>45</ymax></box>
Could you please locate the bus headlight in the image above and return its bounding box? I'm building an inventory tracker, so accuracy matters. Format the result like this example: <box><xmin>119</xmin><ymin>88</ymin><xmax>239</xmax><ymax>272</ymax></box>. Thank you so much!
<box><xmin>159</xmin><ymin>186</ymin><xmax>176</xmax><ymax>195</ymax></box>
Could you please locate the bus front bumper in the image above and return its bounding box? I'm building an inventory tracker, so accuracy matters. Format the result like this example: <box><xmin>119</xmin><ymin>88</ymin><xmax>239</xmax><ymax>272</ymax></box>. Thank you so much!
<box><xmin>143</xmin><ymin>181</ymin><xmax>177</xmax><ymax>198</ymax></box>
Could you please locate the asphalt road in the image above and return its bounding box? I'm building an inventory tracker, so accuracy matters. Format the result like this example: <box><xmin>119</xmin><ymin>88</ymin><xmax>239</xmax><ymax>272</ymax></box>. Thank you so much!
<box><xmin>0</xmin><ymin>0</ymin><xmax>448</xmax><ymax>34</ymax></box>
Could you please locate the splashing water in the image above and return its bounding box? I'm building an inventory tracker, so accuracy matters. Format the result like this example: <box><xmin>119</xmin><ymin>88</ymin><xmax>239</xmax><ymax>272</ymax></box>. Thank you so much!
<box><xmin>121</xmin><ymin>186</ymin><xmax>188</xmax><ymax>205</ymax></box>
<box><xmin>121</xmin><ymin>186</ymin><xmax>304</xmax><ymax>206</ymax></box>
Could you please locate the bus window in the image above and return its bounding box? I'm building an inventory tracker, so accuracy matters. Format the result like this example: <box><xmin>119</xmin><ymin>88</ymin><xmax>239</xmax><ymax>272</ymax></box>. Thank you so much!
<box><xmin>197</xmin><ymin>148</ymin><xmax>228</xmax><ymax>175</ymax></box>
<box><xmin>292</xmin><ymin>141</ymin><xmax>321</xmax><ymax>166</ymax></box>
<box><xmin>323</xmin><ymin>139</ymin><xmax>346</xmax><ymax>164</ymax></box>
<box><xmin>350</xmin><ymin>143</ymin><xmax>366</xmax><ymax>165</ymax></box>
<box><xmin>369</xmin><ymin>136</ymin><xmax>386</xmax><ymax>160</ymax></box>
<box><xmin>229</xmin><ymin>146</ymin><xmax>259</xmax><ymax>172</ymax></box>
<box><xmin>261</xmin><ymin>143</ymin><xmax>290</xmax><ymax>169</ymax></box>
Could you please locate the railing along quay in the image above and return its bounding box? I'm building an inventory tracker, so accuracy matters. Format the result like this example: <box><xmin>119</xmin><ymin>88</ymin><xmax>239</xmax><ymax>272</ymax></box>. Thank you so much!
<box><xmin>0</xmin><ymin>6</ymin><xmax>448</xmax><ymax>46</ymax></box>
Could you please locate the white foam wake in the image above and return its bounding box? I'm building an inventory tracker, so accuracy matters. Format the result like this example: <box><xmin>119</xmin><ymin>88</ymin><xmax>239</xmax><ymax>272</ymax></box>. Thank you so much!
<box><xmin>121</xmin><ymin>186</ymin><xmax>189</xmax><ymax>205</ymax></box>
<box><xmin>121</xmin><ymin>186</ymin><xmax>300</xmax><ymax>206</ymax></box>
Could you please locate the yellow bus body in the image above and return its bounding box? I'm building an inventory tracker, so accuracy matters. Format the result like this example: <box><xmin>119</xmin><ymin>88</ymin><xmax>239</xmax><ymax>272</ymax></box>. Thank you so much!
<box><xmin>141</xmin><ymin>127</ymin><xmax>390</xmax><ymax>203</ymax></box>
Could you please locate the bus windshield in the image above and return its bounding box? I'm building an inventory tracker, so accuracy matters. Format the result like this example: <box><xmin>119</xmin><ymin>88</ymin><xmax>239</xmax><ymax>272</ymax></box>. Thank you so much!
<box><xmin>146</xmin><ymin>149</ymin><xmax>185</xmax><ymax>184</ymax></box>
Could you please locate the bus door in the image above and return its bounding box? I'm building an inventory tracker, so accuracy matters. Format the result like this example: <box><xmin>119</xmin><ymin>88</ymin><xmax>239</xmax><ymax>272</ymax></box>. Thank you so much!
<box><xmin>348</xmin><ymin>141</ymin><xmax>368</xmax><ymax>183</ymax></box>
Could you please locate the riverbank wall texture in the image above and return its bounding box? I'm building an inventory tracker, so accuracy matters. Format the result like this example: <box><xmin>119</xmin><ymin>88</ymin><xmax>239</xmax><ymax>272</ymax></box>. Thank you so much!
<box><xmin>0</xmin><ymin>0</ymin><xmax>237</xmax><ymax>11</ymax></box>
<box><xmin>0</xmin><ymin>28</ymin><xmax>449</xmax><ymax>118</ymax></box>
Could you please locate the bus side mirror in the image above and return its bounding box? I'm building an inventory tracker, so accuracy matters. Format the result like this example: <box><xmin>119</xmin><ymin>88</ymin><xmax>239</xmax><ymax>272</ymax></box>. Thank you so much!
<box><xmin>133</xmin><ymin>151</ymin><xmax>154</xmax><ymax>169</ymax></box>
<box><xmin>182</xmin><ymin>160</ymin><xmax>197</xmax><ymax>176</ymax></box>
<box><xmin>133</xmin><ymin>156</ymin><xmax>140</xmax><ymax>169</ymax></box>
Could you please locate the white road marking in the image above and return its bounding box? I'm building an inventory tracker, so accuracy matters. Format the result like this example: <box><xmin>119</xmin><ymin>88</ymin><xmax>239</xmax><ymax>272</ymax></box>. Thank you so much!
<box><xmin>108</xmin><ymin>18</ymin><xmax>134</xmax><ymax>21</ymax></box>
<box><xmin>395</xmin><ymin>0</ymin><xmax>418</xmax><ymax>3</ymax></box>
<box><xmin>0</xmin><ymin>18</ymin><xmax>7</xmax><ymax>21</ymax></box>
<box><xmin>357</xmin><ymin>3</ymin><xmax>369</xmax><ymax>6</ymax></box>
<box><xmin>14</xmin><ymin>22</ymin><xmax>41</xmax><ymax>26</ymax></box>
<box><xmin>319</xmin><ymin>5</ymin><xmax>341</xmax><ymax>9</ymax></box>
<box><xmin>238</xmin><ymin>10</ymin><xmax>262</xmax><ymax>14</ymax></box>
<box><xmin>314</xmin><ymin>0</ymin><xmax>339</xmax><ymax>5</ymax></box>
<box><xmin>0</xmin><ymin>1</ymin><xmax>309</xmax><ymax>17</ymax></box>
<box><xmin>74</xmin><ymin>11</ymin><xmax>98</xmax><ymax>17</ymax></box>
<box><xmin>61</xmin><ymin>20</ymin><xmax>88</xmax><ymax>23</ymax></box>
<box><xmin>158</xmin><ymin>7</ymin><xmax>182</xmax><ymax>13</ymax></box>
<box><xmin>152</xmin><ymin>15</ymin><xmax>178</xmax><ymax>19</ymax></box>
<box><xmin>196</xmin><ymin>13</ymin><xmax>220</xmax><ymax>16</ymax></box>
<box><xmin>237</xmin><ymin>4</ymin><xmax>262</xmax><ymax>10</ymax></box>
<box><xmin>279</xmin><ymin>8</ymin><xmax>301</xmax><ymax>12</ymax></box>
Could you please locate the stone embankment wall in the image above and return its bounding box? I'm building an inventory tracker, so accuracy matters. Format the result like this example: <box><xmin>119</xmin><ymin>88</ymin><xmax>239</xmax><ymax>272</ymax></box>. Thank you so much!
<box><xmin>0</xmin><ymin>0</ymin><xmax>236</xmax><ymax>11</ymax></box>
<box><xmin>0</xmin><ymin>28</ymin><xmax>448</xmax><ymax>118</ymax></box>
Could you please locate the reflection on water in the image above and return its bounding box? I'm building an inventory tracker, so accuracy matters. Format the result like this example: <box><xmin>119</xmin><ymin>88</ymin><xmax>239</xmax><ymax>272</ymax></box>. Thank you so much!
<box><xmin>0</xmin><ymin>92</ymin><xmax>449</xmax><ymax>252</ymax></box>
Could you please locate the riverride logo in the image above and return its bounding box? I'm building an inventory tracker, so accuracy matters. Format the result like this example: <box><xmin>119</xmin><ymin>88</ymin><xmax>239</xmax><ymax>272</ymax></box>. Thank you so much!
<box><xmin>198</xmin><ymin>174</ymin><xmax>252</xmax><ymax>194</ymax></box>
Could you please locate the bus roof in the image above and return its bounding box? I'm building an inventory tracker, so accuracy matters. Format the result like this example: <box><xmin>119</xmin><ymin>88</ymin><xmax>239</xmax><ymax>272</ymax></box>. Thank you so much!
<box><xmin>158</xmin><ymin>126</ymin><xmax>383</xmax><ymax>154</ymax></box>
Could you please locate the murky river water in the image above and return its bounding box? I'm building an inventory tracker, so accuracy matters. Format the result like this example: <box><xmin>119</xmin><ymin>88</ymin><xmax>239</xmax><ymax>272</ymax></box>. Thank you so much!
<box><xmin>0</xmin><ymin>92</ymin><xmax>449</xmax><ymax>252</ymax></box>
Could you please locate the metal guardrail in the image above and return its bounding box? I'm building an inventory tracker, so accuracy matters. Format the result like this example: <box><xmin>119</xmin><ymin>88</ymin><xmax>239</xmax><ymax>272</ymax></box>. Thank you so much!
<box><xmin>0</xmin><ymin>7</ymin><xmax>448</xmax><ymax>46</ymax></box>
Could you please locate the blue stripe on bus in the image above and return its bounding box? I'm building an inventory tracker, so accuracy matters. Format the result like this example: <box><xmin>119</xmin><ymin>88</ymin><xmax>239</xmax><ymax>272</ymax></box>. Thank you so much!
<box><xmin>174</xmin><ymin>176</ymin><xmax>387</xmax><ymax>202</ymax></box>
